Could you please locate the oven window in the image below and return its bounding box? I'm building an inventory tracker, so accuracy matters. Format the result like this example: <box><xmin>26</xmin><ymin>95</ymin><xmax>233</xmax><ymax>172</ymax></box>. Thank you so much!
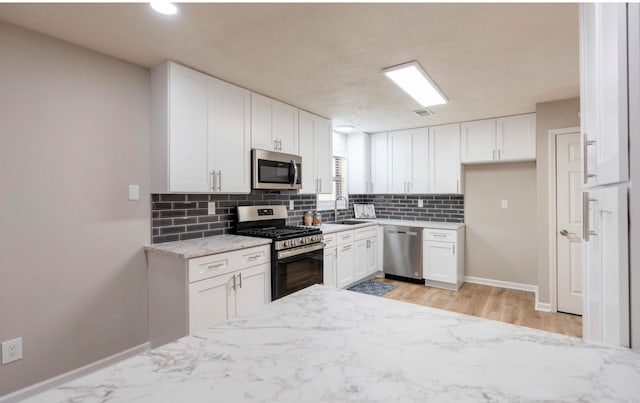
<box><xmin>274</xmin><ymin>249</ymin><xmax>323</xmax><ymax>299</ymax></box>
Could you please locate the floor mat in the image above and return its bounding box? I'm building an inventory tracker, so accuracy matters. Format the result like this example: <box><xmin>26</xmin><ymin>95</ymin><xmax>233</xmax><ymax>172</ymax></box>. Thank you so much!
<box><xmin>347</xmin><ymin>279</ymin><xmax>398</xmax><ymax>297</ymax></box>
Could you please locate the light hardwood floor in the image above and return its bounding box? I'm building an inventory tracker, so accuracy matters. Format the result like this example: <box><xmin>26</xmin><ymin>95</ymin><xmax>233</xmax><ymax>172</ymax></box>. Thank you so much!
<box><xmin>376</xmin><ymin>278</ymin><xmax>583</xmax><ymax>338</ymax></box>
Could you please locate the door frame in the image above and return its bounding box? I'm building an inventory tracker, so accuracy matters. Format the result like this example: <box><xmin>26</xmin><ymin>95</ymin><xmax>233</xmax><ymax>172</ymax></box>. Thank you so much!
<box><xmin>547</xmin><ymin>126</ymin><xmax>581</xmax><ymax>313</ymax></box>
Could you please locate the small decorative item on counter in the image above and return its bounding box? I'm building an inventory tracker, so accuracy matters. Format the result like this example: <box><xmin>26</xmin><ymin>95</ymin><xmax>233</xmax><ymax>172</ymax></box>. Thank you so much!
<box><xmin>313</xmin><ymin>212</ymin><xmax>322</xmax><ymax>226</ymax></box>
<box><xmin>304</xmin><ymin>211</ymin><xmax>314</xmax><ymax>226</ymax></box>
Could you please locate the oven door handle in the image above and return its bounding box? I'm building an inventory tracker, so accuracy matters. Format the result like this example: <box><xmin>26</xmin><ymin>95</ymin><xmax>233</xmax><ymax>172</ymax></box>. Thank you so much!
<box><xmin>277</xmin><ymin>243</ymin><xmax>325</xmax><ymax>259</ymax></box>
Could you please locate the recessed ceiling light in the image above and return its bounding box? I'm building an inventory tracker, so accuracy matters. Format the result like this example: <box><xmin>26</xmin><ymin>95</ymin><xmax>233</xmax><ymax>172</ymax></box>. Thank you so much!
<box><xmin>334</xmin><ymin>125</ymin><xmax>355</xmax><ymax>134</ymax></box>
<box><xmin>383</xmin><ymin>61</ymin><xmax>447</xmax><ymax>107</ymax></box>
<box><xmin>150</xmin><ymin>0</ymin><xmax>178</xmax><ymax>15</ymax></box>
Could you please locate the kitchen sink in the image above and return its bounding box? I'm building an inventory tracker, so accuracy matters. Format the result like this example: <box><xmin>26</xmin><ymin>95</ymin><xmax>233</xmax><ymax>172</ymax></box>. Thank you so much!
<box><xmin>335</xmin><ymin>220</ymin><xmax>370</xmax><ymax>225</ymax></box>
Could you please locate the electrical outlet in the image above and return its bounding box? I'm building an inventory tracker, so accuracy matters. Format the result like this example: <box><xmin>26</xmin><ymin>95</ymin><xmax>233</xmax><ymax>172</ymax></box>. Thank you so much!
<box><xmin>289</xmin><ymin>200</ymin><xmax>294</xmax><ymax>210</ymax></box>
<box><xmin>128</xmin><ymin>185</ymin><xmax>139</xmax><ymax>201</ymax></box>
<box><xmin>417</xmin><ymin>199</ymin><xmax>424</xmax><ymax>208</ymax></box>
<box><xmin>2</xmin><ymin>338</ymin><xmax>22</xmax><ymax>365</ymax></box>
<box><xmin>207</xmin><ymin>202</ymin><xmax>216</xmax><ymax>215</ymax></box>
<box><xmin>501</xmin><ymin>200</ymin><xmax>509</xmax><ymax>209</ymax></box>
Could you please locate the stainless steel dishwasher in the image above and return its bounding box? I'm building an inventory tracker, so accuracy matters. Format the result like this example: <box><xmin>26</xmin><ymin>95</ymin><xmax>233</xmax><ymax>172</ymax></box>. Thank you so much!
<box><xmin>383</xmin><ymin>225</ymin><xmax>423</xmax><ymax>280</ymax></box>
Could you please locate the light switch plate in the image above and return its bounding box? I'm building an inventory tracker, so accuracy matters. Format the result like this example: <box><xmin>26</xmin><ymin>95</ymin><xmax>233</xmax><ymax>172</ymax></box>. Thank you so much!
<box><xmin>208</xmin><ymin>202</ymin><xmax>216</xmax><ymax>215</ymax></box>
<box><xmin>418</xmin><ymin>199</ymin><xmax>424</xmax><ymax>208</ymax></box>
<box><xmin>128</xmin><ymin>185</ymin><xmax>139</xmax><ymax>201</ymax></box>
<box><xmin>2</xmin><ymin>338</ymin><xmax>22</xmax><ymax>365</ymax></box>
<box><xmin>289</xmin><ymin>200</ymin><xmax>294</xmax><ymax>210</ymax></box>
<box><xmin>501</xmin><ymin>200</ymin><xmax>509</xmax><ymax>209</ymax></box>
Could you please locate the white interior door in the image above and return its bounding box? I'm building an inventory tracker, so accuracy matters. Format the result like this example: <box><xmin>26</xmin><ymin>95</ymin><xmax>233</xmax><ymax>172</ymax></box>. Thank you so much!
<box><xmin>556</xmin><ymin>132</ymin><xmax>583</xmax><ymax>315</ymax></box>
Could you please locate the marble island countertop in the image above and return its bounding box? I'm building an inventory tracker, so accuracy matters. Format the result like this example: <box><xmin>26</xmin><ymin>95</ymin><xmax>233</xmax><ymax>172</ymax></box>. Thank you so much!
<box><xmin>24</xmin><ymin>285</ymin><xmax>640</xmax><ymax>402</ymax></box>
<box><xmin>144</xmin><ymin>234</ymin><xmax>271</xmax><ymax>259</ymax></box>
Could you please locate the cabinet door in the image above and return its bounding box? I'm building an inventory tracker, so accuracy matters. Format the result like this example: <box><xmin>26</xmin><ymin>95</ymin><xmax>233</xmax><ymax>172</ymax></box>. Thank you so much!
<box><xmin>188</xmin><ymin>273</ymin><xmax>234</xmax><ymax>333</ymax></box>
<box><xmin>460</xmin><ymin>119</ymin><xmax>496</xmax><ymax>163</ymax></box>
<box><xmin>365</xmin><ymin>237</ymin><xmax>378</xmax><ymax>276</ymax></box>
<box><xmin>584</xmin><ymin>185</ymin><xmax>629</xmax><ymax>346</ymax></box>
<box><xmin>323</xmin><ymin>247</ymin><xmax>337</xmax><ymax>287</ymax></box>
<box><xmin>593</xmin><ymin>3</ymin><xmax>629</xmax><ymax>186</ymax></box>
<box><xmin>388</xmin><ymin>130</ymin><xmax>413</xmax><ymax>193</ymax></box>
<box><xmin>496</xmin><ymin>114</ymin><xmax>536</xmax><ymax>161</ymax></box>
<box><xmin>354</xmin><ymin>239</ymin><xmax>367</xmax><ymax>280</ymax></box>
<box><xmin>210</xmin><ymin>79</ymin><xmax>251</xmax><ymax>193</ymax></box>
<box><xmin>411</xmin><ymin>128</ymin><xmax>429</xmax><ymax>193</ymax></box>
<box><xmin>251</xmin><ymin>93</ymin><xmax>276</xmax><ymax>151</ymax></box>
<box><xmin>168</xmin><ymin>64</ymin><xmax>210</xmax><ymax>192</ymax></box>
<box><xmin>298</xmin><ymin>111</ymin><xmax>316</xmax><ymax>194</ymax></box>
<box><xmin>336</xmin><ymin>243</ymin><xmax>355</xmax><ymax>288</ymax></box>
<box><xmin>273</xmin><ymin>101</ymin><xmax>299</xmax><ymax>154</ymax></box>
<box><xmin>429</xmin><ymin>124</ymin><xmax>461</xmax><ymax>193</ymax></box>
<box><xmin>347</xmin><ymin>133</ymin><xmax>370</xmax><ymax>194</ymax></box>
<box><xmin>314</xmin><ymin>116</ymin><xmax>333</xmax><ymax>194</ymax></box>
<box><xmin>235</xmin><ymin>264</ymin><xmax>269</xmax><ymax>318</ymax></box>
<box><xmin>423</xmin><ymin>241</ymin><xmax>457</xmax><ymax>284</ymax></box>
<box><xmin>370</xmin><ymin>132</ymin><xmax>388</xmax><ymax>193</ymax></box>
<box><xmin>580</xmin><ymin>4</ymin><xmax>598</xmax><ymax>188</ymax></box>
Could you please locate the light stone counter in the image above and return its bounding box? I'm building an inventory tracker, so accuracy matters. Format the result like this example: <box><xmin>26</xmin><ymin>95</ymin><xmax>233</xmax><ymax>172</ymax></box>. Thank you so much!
<box><xmin>23</xmin><ymin>285</ymin><xmax>640</xmax><ymax>402</ymax></box>
<box><xmin>144</xmin><ymin>234</ymin><xmax>272</xmax><ymax>259</ymax></box>
<box><xmin>319</xmin><ymin>219</ymin><xmax>464</xmax><ymax>234</ymax></box>
<box><xmin>317</xmin><ymin>221</ymin><xmax>378</xmax><ymax>234</ymax></box>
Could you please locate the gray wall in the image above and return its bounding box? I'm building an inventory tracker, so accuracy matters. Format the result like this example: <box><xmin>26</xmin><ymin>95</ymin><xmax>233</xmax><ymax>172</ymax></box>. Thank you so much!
<box><xmin>0</xmin><ymin>22</ymin><xmax>150</xmax><ymax>395</ymax></box>
<box><xmin>464</xmin><ymin>162</ymin><xmax>538</xmax><ymax>285</ymax></box>
<box><xmin>535</xmin><ymin>98</ymin><xmax>580</xmax><ymax>303</ymax></box>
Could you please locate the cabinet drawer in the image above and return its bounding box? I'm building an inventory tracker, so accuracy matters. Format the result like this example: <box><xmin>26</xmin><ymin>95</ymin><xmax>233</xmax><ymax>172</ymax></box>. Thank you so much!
<box><xmin>188</xmin><ymin>245</ymin><xmax>270</xmax><ymax>283</ymax></box>
<box><xmin>189</xmin><ymin>253</ymin><xmax>233</xmax><ymax>283</ymax></box>
<box><xmin>336</xmin><ymin>230</ymin><xmax>355</xmax><ymax>245</ymax></box>
<box><xmin>354</xmin><ymin>226</ymin><xmax>377</xmax><ymax>241</ymax></box>
<box><xmin>236</xmin><ymin>246</ymin><xmax>270</xmax><ymax>268</ymax></box>
<box><xmin>423</xmin><ymin>229</ymin><xmax>457</xmax><ymax>242</ymax></box>
<box><xmin>323</xmin><ymin>233</ymin><xmax>337</xmax><ymax>248</ymax></box>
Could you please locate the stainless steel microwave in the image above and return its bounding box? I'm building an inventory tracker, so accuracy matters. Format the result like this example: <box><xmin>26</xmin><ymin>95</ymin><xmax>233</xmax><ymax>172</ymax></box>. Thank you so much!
<box><xmin>252</xmin><ymin>149</ymin><xmax>302</xmax><ymax>190</ymax></box>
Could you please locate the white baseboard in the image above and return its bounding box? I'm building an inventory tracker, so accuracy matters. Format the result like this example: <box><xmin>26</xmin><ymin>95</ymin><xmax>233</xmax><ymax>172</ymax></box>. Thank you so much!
<box><xmin>463</xmin><ymin>276</ymin><xmax>551</xmax><ymax>312</ymax></box>
<box><xmin>0</xmin><ymin>342</ymin><xmax>150</xmax><ymax>403</ymax></box>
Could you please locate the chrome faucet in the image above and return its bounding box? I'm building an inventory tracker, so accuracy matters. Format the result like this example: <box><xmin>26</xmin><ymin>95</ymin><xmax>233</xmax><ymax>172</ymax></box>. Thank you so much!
<box><xmin>334</xmin><ymin>195</ymin><xmax>348</xmax><ymax>223</ymax></box>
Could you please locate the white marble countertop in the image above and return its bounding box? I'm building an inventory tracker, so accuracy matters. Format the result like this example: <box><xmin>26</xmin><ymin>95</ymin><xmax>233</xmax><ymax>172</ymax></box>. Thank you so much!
<box><xmin>320</xmin><ymin>219</ymin><xmax>464</xmax><ymax>234</ymax></box>
<box><xmin>24</xmin><ymin>285</ymin><xmax>640</xmax><ymax>402</ymax></box>
<box><xmin>144</xmin><ymin>234</ymin><xmax>272</xmax><ymax>259</ymax></box>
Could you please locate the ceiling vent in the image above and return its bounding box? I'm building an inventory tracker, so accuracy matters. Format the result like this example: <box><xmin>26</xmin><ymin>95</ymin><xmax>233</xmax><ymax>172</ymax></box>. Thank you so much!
<box><xmin>413</xmin><ymin>108</ymin><xmax>435</xmax><ymax>117</ymax></box>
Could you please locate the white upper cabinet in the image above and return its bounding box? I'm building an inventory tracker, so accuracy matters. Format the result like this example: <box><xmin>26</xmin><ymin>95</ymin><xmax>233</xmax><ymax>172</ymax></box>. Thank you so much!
<box><xmin>370</xmin><ymin>132</ymin><xmax>389</xmax><ymax>193</ymax></box>
<box><xmin>496</xmin><ymin>113</ymin><xmax>536</xmax><ymax>162</ymax></box>
<box><xmin>581</xmin><ymin>3</ymin><xmax>629</xmax><ymax>187</ymax></box>
<box><xmin>460</xmin><ymin>114</ymin><xmax>535</xmax><ymax>164</ymax></box>
<box><xmin>460</xmin><ymin>119</ymin><xmax>496</xmax><ymax>163</ymax></box>
<box><xmin>347</xmin><ymin>133</ymin><xmax>371</xmax><ymax>194</ymax></box>
<box><xmin>410</xmin><ymin>128</ymin><xmax>430</xmax><ymax>193</ymax></box>
<box><xmin>388</xmin><ymin>130</ymin><xmax>413</xmax><ymax>193</ymax></box>
<box><xmin>299</xmin><ymin>110</ymin><xmax>332</xmax><ymax>194</ymax></box>
<box><xmin>151</xmin><ymin>61</ymin><xmax>251</xmax><ymax>193</ymax></box>
<box><xmin>429</xmin><ymin>123</ymin><xmax>461</xmax><ymax>194</ymax></box>
<box><xmin>251</xmin><ymin>92</ymin><xmax>299</xmax><ymax>155</ymax></box>
<box><xmin>208</xmin><ymin>79</ymin><xmax>251</xmax><ymax>193</ymax></box>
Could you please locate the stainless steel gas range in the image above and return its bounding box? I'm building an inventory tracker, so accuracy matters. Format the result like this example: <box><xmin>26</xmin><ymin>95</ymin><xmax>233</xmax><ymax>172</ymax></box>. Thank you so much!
<box><xmin>236</xmin><ymin>205</ymin><xmax>324</xmax><ymax>300</ymax></box>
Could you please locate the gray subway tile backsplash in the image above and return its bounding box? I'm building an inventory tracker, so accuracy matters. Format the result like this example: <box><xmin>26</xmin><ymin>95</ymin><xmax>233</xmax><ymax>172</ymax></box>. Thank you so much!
<box><xmin>150</xmin><ymin>192</ymin><xmax>464</xmax><ymax>244</ymax></box>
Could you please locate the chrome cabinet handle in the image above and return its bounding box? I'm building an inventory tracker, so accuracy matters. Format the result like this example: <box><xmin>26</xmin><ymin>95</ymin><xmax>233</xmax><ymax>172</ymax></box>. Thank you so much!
<box><xmin>217</xmin><ymin>171</ymin><xmax>222</xmax><ymax>191</ymax></box>
<box><xmin>231</xmin><ymin>274</ymin><xmax>236</xmax><ymax>290</ymax></box>
<box><xmin>582</xmin><ymin>192</ymin><xmax>598</xmax><ymax>240</ymax></box>
<box><xmin>247</xmin><ymin>254</ymin><xmax>261</xmax><ymax>261</ymax></box>
<box><xmin>456</xmin><ymin>179</ymin><xmax>459</xmax><ymax>193</ymax></box>
<box><xmin>452</xmin><ymin>244</ymin><xmax>455</xmax><ymax>255</ymax></box>
<box><xmin>207</xmin><ymin>263</ymin><xmax>225</xmax><ymax>270</ymax></box>
<box><xmin>583</xmin><ymin>135</ymin><xmax>596</xmax><ymax>184</ymax></box>
<box><xmin>498</xmin><ymin>149</ymin><xmax>501</xmax><ymax>160</ymax></box>
<box><xmin>274</xmin><ymin>139</ymin><xmax>278</xmax><ymax>150</ymax></box>
<box><xmin>210</xmin><ymin>171</ymin><xmax>216</xmax><ymax>190</ymax></box>
<box><xmin>342</xmin><ymin>245</ymin><xmax>352</xmax><ymax>251</ymax></box>
<box><xmin>493</xmin><ymin>150</ymin><xmax>496</xmax><ymax>160</ymax></box>
<box><xmin>238</xmin><ymin>273</ymin><xmax>242</xmax><ymax>288</ymax></box>
<box><xmin>278</xmin><ymin>139</ymin><xmax>282</xmax><ymax>150</ymax></box>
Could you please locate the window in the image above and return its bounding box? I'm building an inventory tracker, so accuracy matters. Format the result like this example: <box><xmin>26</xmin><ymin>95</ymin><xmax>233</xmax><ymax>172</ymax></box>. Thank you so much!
<box><xmin>317</xmin><ymin>156</ymin><xmax>348</xmax><ymax>210</ymax></box>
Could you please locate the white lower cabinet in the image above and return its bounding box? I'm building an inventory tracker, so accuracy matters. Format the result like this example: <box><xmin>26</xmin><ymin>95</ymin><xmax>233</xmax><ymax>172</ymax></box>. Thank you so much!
<box><xmin>329</xmin><ymin>226</ymin><xmax>379</xmax><ymax>289</ymax></box>
<box><xmin>422</xmin><ymin>227</ymin><xmax>465</xmax><ymax>290</ymax></box>
<box><xmin>148</xmin><ymin>245</ymin><xmax>271</xmax><ymax>348</ymax></box>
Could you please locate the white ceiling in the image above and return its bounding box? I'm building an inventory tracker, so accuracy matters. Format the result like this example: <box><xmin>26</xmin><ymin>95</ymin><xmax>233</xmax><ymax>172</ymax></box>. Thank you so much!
<box><xmin>0</xmin><ymin>3</ymin><xmax>579</xmax><ymax>133</ymax></box>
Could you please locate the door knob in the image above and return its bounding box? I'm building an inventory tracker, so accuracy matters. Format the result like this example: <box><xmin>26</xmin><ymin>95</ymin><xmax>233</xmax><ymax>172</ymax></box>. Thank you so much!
<box><xmin>560</xmin><ymin>229</ymin><xmax>569</xmax><ymax>236</ymax></box>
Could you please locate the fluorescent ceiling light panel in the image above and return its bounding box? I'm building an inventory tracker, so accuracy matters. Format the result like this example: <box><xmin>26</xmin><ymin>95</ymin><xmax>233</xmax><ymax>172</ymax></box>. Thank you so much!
<box><xmin>383</xmin><ymin>61</ymin><xmax>447</xmax><ymax>107</ymax></box>
<box><xmin>150</xmin><ymin>0</ymin><xmax>178</xmax><ymax>15</ymax></box>
<box><xmin>334</xmin><ymin>125</ymin><xmax>355</xmax><ymax>134</ymax></box>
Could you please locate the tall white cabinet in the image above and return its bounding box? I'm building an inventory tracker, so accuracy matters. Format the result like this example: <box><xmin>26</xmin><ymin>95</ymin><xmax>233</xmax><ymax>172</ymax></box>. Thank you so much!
<box><xmin>429</xmin><ymin>123</ymin><xmax>461</xmax><ymax>194</ymax></box>
<box><xmin>299</xmin><ymin>110</ymin><xmax>332</xmax><ymax>194</ymax></box>
<box><xmin>347</xmin><ymin>133</ymin><xmax>371</xmax><ymax>194</ymax></box>
<box><xmin>151</xmin><ymin>61</ymin><xmax>251</xmax><ymax>193</ymax></box>
<box><xmin>370</xmin><ymin>132</ymin><xmax>389</xmax><ymax>194</ymax></box>
<box><xmin>580</xmin><ymin>3</ymin><xmax>632</xmax><ymax>347</ymax></box>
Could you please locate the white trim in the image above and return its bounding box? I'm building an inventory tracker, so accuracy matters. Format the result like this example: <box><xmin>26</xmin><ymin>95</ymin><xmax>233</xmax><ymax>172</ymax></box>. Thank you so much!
<box><xmin>463</xmin><ymin>276</ymin><xmax>550</xmax><ymax>312</ymax></box>
<box><xmin>547</xmin><ymin>126</ymin><xmax>581</xmax><ymax>314</ymax></box>
<box><xmin>0</xmin><ymin>342</ymin><xmax>150</xmax><ymax>403</ymax></box>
